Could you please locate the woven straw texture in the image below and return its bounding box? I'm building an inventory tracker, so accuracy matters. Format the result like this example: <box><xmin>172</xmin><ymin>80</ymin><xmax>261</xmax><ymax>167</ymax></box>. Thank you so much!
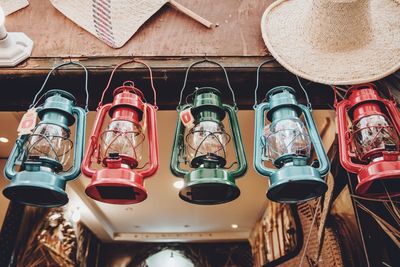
<box><xmin>261</xmin><ymin>0</ymin><xmax>400</xmax><ymax>85</ymax></box>
<box><xmin>50</xmin><ymin>0</ymin><xmax>168</xmax><ymax>48</ymax></box>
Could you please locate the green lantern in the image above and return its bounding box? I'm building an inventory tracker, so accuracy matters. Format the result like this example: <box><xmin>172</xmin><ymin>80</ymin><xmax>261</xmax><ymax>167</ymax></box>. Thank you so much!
<box><xmin>170</xmin><ymin>60</ymin><xmax>247</xmax><ymax>205</ymax></box>
<box><xmin>3</xmin><ymin>62</ymin><xmax>88</xmax><ymax>207</ymax></box>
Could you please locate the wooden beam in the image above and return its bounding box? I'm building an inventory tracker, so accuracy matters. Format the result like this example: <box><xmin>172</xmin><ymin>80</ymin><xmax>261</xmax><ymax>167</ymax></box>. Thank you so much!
<box><xmin>113</xmin><ymin>231</ymin><xmax>249</xmax><ymax>242</ymax></box>
<box><xmin>0</xmin><ymin>56</ymin><xmax>335</xmax><ymax>111</ymax></box>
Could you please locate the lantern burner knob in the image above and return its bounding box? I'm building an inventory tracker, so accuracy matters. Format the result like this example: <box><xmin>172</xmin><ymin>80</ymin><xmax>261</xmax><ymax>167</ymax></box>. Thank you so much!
<box><xmin>191</xmin><ymin>153</ymin><xmax>227</xmax><ymax>168</ymax></box>
<box><xmin>108</xmin><ymin>152</ymin><xmax>120</xmax><ymax>159</ymax></box>
<box><xmin>385</xmin><ymin>143</ymin><xmax>397</xmax><ymax>152</ymax></box>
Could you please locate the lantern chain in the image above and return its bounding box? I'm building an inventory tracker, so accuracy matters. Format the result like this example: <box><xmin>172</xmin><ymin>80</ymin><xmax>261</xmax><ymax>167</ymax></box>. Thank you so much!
<box><xmin>178</xmin><ymin>58</ymin><xmax>238</xmax><ymax>111</ymax></box>
<box><xmin>30</xmin><ymin>61</ymin><xmax>90</xmax><ymax>113</ymax></box>
<box><xmin>98</xmin><ymin>58</ymin><xmax>158</xmax><ymax>110</ymax></box>
<box><xmin>253</xmin><ymin>59</ymin><xmax>276</xmax><ymax>109</ymax></box>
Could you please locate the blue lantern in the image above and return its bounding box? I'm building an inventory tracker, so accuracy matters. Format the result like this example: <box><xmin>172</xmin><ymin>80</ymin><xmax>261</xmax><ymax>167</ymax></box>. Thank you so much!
<box><xmin>3</xmin><ymin>62</ymin><xmax>88</xmax><ymax>207</ymax></box>
<box><xmin>253</xmin><ymin>62</ymin><xmax>329</xmax><ymax>203</ymax></box>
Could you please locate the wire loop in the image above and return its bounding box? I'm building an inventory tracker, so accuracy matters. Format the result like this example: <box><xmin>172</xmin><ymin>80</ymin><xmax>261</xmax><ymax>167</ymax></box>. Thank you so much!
<box><xmin>178</xmin><ymin>59</ymin><xmax>237</xmax><ymax>110</ymax></box>
<box><xmin>30</xmin><ymin>61</ymin><xmax>90</xmax><ymax>112</ymax></box>
<box><xmin>296</xmin><ymin>76</ymin><xmax>312</xmax><ymax>111</ymax></box>
<box><xmin>253</xmin><ymin>59</ymin><xmax>275</xmax><ymax>109</ymax></box>
<box><xmin>98</xmin><ymin>58</ymin><xmax>158</xmax><ymax>109</ymax></box>
<box><xmin>253</xmin><ymin>58</ymin><xmax>313</xmax><ymax>110</ymax></box>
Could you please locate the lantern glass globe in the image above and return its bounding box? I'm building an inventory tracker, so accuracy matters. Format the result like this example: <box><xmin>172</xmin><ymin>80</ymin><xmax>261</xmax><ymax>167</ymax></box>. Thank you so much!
<box><xmin>27</xmin><ymin>124</ymin><xmax>73</xmax><ymax>171</ymax></box>
<box><xmin>265</xmin><ymin>117</ymin><xmax>311</xmax><ymax>162</ymax></box>
<box><xmin>186</xmin><ymin>120</ymin><xmax>230</xmax><ymax>166</ymax></box>
<box><xmin>102</xmin><ymin>120</ymin><xmax>144</xmax><ymax>165</ymax></box>
<box><xmin>353</xmin><ymin>114</ymin><xmax>399</xmax><ymax>160</ymax></box>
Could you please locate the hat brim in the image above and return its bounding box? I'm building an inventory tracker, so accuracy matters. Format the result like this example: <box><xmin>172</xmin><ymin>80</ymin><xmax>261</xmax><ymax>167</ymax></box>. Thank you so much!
<box><xmin>261</xmin><ymin>0</ymin><xmax>400</xmax><ymax>85</ymax></box>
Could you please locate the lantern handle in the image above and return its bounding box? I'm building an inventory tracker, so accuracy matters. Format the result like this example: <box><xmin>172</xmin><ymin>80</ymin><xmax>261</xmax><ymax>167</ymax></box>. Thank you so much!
<box><xmin>137</xmin><ymin>104</ymin><xmax>159</xmax><ymax>177</ymax></box>
<box><xmin>98</xmin><ymin>59</ymin><xmax>158</xmax><ymax>109</ymax></box>
<box><xmin>170</xmin><ymin>105</ymin><xmax>191</xmax><ymax>178</ymax></box>
<box><xmin>64</xmin><ymin>106</ymin><xmax>86</xmax><ymax>180</ymax></box>
<box><xmin>253</xmin><ymin>102</ymin><xmax>276</xmax><ymax>176</ymax></box>
<box><xmin>82</xmin><ymin>104</ymin><xmax>112</xmax><ymax>178</ymax></box>
<box><xmin>30</xmin><ymin>61</ymin><xmax>90</xmax><ymax>113</ymax></box>
<box><xmin>224</xmin><ymin>104</ymin><xmax>247</xmax><ymax>178</ymax></box>
<box><xmin>299</xmin><ymin>104</ymin><xmax>330</xmax><ymax>176</ymax></box>
<box><xmin>253</xmin><ymin>58</ymin><xmax>276</xmax><ymax>109</ymax></box>
<box><xmin>4</xmin><ymin>135</ymin><xmax>29</xmax><ymax>180</ymax></box>
<box><xmin>296</xmin><ymin>76</ymin><xmax>312</xmax><ymax>111</ymax></box>
<box><xmin>178</xmin><ymin>59</ymin><xmax>237</xmax><ymax>110</ymax></box>
<box><xmin>335</xmin><ymin>100</ymin><xmax>364</xmax><ymax>173</ymax></box>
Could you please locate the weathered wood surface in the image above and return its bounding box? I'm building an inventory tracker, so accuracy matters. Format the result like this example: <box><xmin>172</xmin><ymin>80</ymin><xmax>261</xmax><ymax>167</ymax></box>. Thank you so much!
<box><xmin>0</xmin><ymin>56</ymin><xmax>337</xmax><ymax>111</ymax></box>
<box><xmin>6</xmin><ymin>0</ymin><xmax>273</xmax><ymax>57</ymax></box>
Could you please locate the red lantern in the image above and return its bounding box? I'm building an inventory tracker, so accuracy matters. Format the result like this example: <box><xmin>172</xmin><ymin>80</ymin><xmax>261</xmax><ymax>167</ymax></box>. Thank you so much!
<box><xmin>82</xmin><ymin>60</ymin><xmax>159</xmax><ymax>204</ymax></box>
<box><xmin>336</xmin><ymin>84</ymin><xmax>400</xmax><ymax>198</ymax></box>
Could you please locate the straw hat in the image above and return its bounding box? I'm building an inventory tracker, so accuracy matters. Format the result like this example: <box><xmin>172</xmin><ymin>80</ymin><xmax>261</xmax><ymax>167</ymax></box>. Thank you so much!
<box><xmin>261</xmin><ymin>0</ymin><xmax>400</xmax><ymax>85</ymax></box>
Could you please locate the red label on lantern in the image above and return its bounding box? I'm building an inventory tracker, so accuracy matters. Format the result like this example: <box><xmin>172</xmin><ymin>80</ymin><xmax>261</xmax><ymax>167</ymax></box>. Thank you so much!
<box><xmin>17</xmin><ymin>108</ymin><xmax>37</xmax><ymax>136</ymax></box>
<box><xmin>180</xmin><ymin>108</ymin><xmax>194</xmax><ymax>128</ymax></box>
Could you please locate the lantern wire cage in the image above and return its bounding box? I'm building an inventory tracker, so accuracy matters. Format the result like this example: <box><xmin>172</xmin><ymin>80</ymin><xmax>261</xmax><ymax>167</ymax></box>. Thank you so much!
<box><xmin>351</xmin><ymin>117</ymin><xmax>400</xmax><ymax>162</ymax></box>
<box><xmin>262</xmin><ymin>125</ymin><xmax>312</xmax><ymax>164</ymax></box>
<box><xmin>99</xmin><ymin>121</ymin><xmax>146</xmax><ymax>168</ymax></box>
<box><xmin>184</xmin><ymin>122</ymin><xmax>232</xmax><ymax>168</ymax></box>
<box><xmin>25</xmin><ymin>131</ymin><xmax>74</xmax><ymax>172</ymax></box>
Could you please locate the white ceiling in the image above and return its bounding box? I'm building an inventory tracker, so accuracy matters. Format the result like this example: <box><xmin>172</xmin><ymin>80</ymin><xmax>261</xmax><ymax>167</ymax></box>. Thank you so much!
<box><xmin>0</xmin><ymin>110</ymin><xmax>336</xmax><ymax>242</ymax></box>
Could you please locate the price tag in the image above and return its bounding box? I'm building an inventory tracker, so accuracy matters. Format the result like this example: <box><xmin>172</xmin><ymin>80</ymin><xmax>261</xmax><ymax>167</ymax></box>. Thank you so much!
<box><xmin>17</xmin><ymin>108</ymin><xmax>37</xmax><ymax>136</ymax></box>
<box><xmin>180</xmin><ymin>108</ymin><xmax>195</xmax><ymax>128</ymax></box>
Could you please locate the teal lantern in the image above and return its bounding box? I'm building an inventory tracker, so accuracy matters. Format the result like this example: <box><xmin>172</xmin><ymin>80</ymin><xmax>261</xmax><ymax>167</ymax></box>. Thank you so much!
<box><xmin>170</xmin><ymin>60</ymin><xmax>247</xmax><ymax>205</ymax></box>
<box><xmin>3</xmin><ymin>62</ymin><xmax>88</xmax><ymax>207</ymax></box>
<box><xmin>254</xmin><ymin>81</ymin><xmax>329</xmax><ymax>203</ymax></box>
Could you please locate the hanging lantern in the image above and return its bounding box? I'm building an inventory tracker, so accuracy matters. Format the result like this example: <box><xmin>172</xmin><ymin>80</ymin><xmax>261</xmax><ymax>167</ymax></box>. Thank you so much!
<box><xmin>336</xmin><ymin>83</ymin><xmax>400</xmax><ymax>198</ymax></box>
<box><xmin>3</xmin><ymin>62</ymin><xmax>88</xmax><ymax>207</ymax></box>
<box><xmin>254</xmin><ymin>86</ymin><xmax>329</xmax><ymax>203</ymax></box>
<box><xmin>82</xmin><ymin>60</ymin><xmax>159</xmax><ymax>204</ymax></box>
<box><xmin>170</xmin><ymin>60</ymin><xmax>247</xmax><ymax>205</ymax></box>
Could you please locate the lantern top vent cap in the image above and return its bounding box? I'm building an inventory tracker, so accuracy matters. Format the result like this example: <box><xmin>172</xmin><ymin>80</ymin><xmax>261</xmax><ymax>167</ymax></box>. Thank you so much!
<box><xmin>113</xmin><ymin>85</ymin><xmax>145</xmax><ymax>99</ymax></box>
<box><xmin>194</xmin><ymin>87</ymin><xmax>221</xmax><ymax>96</ymax></box>
<box><xmin>192</xmin><ymin>87</ymin><xmax>225</xmax><ymax>120</ymax></box>
<box><xmin>266</xmin><ymin>86</ymin><xmax>296</xmax><ymax>100</ymax></box>
<box><xmin>44</xmin><ymin>89</ymin><xmax>76</xmax><ymax>104</ymax></box>
<box><xmin>265</xmin><ymin>86</ymin><xmax>302</xmax><ymax>121</ymax></box>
